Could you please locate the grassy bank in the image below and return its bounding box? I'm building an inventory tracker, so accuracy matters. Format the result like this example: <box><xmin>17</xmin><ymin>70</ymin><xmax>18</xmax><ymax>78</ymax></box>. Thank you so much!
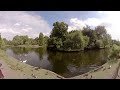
<box><xmin>0</xmin><ymin>48</ymin><xmax>120</xmax><ymax>79</ymax></box>
<box><xmin>0</xmin><ymin>49</ymin><xmax>64</xmax><ymax>79</ymax></box>
<box><xmin>70</xmin><ymin>59</ymin><xmax>120</xmax><ymax>79</ymax></box>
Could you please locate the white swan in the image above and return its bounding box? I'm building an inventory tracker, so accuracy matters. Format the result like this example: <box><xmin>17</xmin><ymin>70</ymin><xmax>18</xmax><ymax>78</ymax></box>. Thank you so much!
<box><xmin>23</xmin><ymin>60</ymin><xmax>27</xmax><ymax>63</ymax></box>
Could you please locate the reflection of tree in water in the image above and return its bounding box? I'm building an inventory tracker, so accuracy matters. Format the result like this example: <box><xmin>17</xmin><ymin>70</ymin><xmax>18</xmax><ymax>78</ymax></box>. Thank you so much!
<box><xmin>34</xmin><ymin>47</ymin><xmax>46</xmax><ymax>60</ymax></box>
<box><xmin>47</xmin><ymin>51</ymin><xmax>69</xmax><ymax>74</ymax></box>
<box><xmin>11</xmin><ymin>47</ymin><xmax>32</xmax><ymax>55</ymax></box>
<box><xmin>47</xmin><ymin>49</ymin><xmax>110</xmax><ymax>75</ymax></box>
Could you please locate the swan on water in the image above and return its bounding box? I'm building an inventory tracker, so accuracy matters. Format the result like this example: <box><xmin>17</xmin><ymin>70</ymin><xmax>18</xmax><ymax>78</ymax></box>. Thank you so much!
<box><xmin>23</xmin><ymin>60</ymin><xmax>27</xmax><ymax>63</ymax></box>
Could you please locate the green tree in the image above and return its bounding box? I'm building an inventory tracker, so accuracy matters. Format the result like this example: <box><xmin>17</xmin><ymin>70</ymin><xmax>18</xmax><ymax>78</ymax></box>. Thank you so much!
<box><xmin>95</xmin><ymin>26</ymin><xmax>107</xmax><ymax>39</ymax></box>
<box><xmin>96</xmin><ymin>40</ymin><xmax>104</xmax><ymax>48</ymax></box>
<box><xmin>39</xmin><ymin>33</ymin><xmax>44</xmax><ymax>46</ymax></box>
<box><xmin>0</xmin><ymin>33</ymin><xmax>2</xmax><ymax>48</ymax></box>
<box><xmin>63</xmin><ymin>30</ymin><xmax>86</xmax><ymax>50</ymax></box>
<box><xmin>102</xmin><ymin>34</ymin><xmax>112</xmax><ymax>48</ymax></box>
<box><xmin>44</xmin><ymin>36</ymin><xmax>49</xmax><ymax>45</ymax></box>
<box><xmin>50</xmin><ymin>22</ymin><xmax>68</xmax><ymax>41</ymax></box>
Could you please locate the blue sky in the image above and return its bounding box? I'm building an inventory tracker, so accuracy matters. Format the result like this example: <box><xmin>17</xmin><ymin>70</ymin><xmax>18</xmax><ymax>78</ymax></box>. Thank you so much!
<box><xmin>0</xmin><ymin>11</ymin><xmax>119</xmax><ymax>40</ymax></box>
<box><xmin>35</xmin><ymin>11</ymin><xmax>101</xmax><ymax>26</ymax></box>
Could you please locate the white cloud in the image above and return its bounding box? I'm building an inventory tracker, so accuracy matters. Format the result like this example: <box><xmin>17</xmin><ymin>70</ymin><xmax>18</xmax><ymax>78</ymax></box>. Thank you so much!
<box><xmin>0</xmin><ymin>28</ymin><xmax>20</xmax><ymax>34</ymax></box>
<box><xmin>14</xmin><ymin>23</ymin><xmax>21</xmax><ymax>26</ymax></box>
<box><xmin>22</xmin><ymin>28</ymin><xmax>29</xmax><ymax>32</ymax></box>
<box><xmin>98</xmin><ymin>11</ymin><xmax>103</xmax><ymax>13</ymax></box>
<box><xmin>68</xmin><ymin>11</ymin><xmax>120</xmax><ymax>40</ymax></box>
<box><xmin>0</xmin><ymin>11</ymin><xmax>51</xmax><ymax>40</ymax></box>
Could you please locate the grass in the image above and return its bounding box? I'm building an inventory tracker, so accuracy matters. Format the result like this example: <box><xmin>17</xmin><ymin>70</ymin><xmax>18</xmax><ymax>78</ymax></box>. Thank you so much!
<box><xmin>0</xmin><ymin>48</ymin><xmax>119</xmax><ymax>79</ymax></box>
<box><xmin>0</xmin><ymin>49</ymin><xmax>64</xmax><ymax>79</ymax></box>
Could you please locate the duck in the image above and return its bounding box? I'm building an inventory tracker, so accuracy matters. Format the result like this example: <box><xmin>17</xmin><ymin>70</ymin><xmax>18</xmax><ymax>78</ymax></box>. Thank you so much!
<box><xmin>108</xmin><ymin>65</ymin><xmax>111</xmax><ymax>69</ymax></box>
<box><xmin>23</xmin><ymin>60</ymin><xmax>27</xmax><ymax>63</ymax></box>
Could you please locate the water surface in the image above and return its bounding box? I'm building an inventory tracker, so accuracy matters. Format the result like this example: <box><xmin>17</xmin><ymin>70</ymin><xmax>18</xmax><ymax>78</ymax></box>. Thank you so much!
<box><xmin>4</xmin><ymin>47</ymin><xmax>110</xmax><ymax>78</ymax></box>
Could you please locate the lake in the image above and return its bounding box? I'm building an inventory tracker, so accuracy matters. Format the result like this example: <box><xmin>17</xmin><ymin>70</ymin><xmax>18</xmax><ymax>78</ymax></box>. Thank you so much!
<box><xmin>4</xmin><ymin>47</ymin><xmax>110</xmax><ymax>78</ymax></box>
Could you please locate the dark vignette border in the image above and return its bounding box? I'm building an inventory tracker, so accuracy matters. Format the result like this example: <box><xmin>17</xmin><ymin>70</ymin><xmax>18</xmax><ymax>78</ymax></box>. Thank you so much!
<box><xmin>0</xmin><ymin>0</ymin><xmax>119</xmax><ymax>89</ymax></box>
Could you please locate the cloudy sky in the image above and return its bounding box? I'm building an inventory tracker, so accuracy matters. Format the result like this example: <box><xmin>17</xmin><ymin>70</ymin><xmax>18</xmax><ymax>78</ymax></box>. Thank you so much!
<box><xmin>0</xmin><ymin>11</ymin><xmax>120</xmax><ymax>40</ymax></box>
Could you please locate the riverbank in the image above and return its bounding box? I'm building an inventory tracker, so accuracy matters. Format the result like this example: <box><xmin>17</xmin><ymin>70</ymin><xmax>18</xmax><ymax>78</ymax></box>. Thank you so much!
<box><xmin>0</xmin><ymin>49</ymin><xmax>64</xmax><ymax>79</ymax></box>
<box><xmin>5</xmin><ymin>45</ymin><xmax>44</xmax><ymax>48</ymax></box>
<box><xmin>0</xmin><ymin>48</ymin><xmax>120</xmax><ymax>79</ymax></box>
<box><xmin>70</xmin><ymin>59</ymin><xmax>120</xmax><ymax>79</ymax></box>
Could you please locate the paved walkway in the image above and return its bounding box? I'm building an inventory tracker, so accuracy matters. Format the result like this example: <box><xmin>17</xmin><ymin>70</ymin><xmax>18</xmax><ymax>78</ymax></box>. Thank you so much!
<box><xmin>0</xmin><ymin>60</ymin><xmax>28</xmax><ymax>79</ymax></box>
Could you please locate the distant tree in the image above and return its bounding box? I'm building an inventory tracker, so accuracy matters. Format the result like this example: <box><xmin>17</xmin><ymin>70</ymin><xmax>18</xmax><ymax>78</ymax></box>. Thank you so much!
<box><xmin>44</xmin><ymin>36</ymin><xmax>49</xmax><ymax>45</ymax></box>
<box><xmin>34</xmin><ymin>37</ymin><xmax>39</xmax><ymax>45</ymax></box>
<box><xmin>39</xmin><ymin>33</ymin><xmax>44</xmax><ymax>46</ymax></box>
<box><xmin>0</xmin><ymin>33</ymin><xmax>2</xmax><ymax>48</ymax></box>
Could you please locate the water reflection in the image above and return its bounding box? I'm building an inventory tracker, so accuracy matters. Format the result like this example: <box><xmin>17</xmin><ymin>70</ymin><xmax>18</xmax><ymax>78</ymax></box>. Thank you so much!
<box><xmin>5</xmin><ymin>47</ymin><xmax>110</xmax><ymax>78</ymax></box>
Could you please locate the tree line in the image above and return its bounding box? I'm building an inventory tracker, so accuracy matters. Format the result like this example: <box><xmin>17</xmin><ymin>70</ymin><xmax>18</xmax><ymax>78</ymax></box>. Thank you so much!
<box><xmin>0</xmin><ymin>21</ymin><xmax>120</xmax><ymax>52</ymax></box>
<box><xmin>0</xmin><ymin>33</ymin><xmax>49</xmax><ymax>47</ymax></box>
<box><xmin>47</xmin><ymin>22</ymin><xmax>113</xmax><ymax>51</ymax></box>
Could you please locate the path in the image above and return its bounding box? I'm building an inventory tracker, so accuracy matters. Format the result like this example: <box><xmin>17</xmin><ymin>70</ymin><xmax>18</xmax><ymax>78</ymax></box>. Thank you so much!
<box><xmin>111</xmin><ymin>62</ymin><xmax>120</xmax><ymax>79</ymax></box>
<box><xmin>0</xmin><ymin>60</ymin><xmax>28</xmax><ymax>79</ymax></box>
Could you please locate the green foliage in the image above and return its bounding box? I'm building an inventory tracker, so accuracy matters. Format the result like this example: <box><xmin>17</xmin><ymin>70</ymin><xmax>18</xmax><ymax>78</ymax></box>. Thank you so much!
<box><xmin>0</xmin><ymin>21</ymin><xmax>113</xmax><ymax>52</ymax></box>
<box><xmin>0</xmin><ymin>33</ymin><xmax>2</xmax><ymax>48</ymax></box>
<box><xmin>48</xmin><ymin>22</ymin><xmax>112</xmax><ymax>51</ymax></box>
<box><xmin>83</xmin><ymin>36</ymin><xmax>89</xmax><ymax>48</ymax></box>
<box><xmin>112</xmin><ymin>40</ymin><xmax>120</xmax><ymax>46</ymax></box>
<box><xmin>50</xmin><ymin>22</ymin><xmax>68</xmax><ymax>41</ymax></box>
<box><xmin>96</xmin><ymin>40</ymin><xmax>104</xmax><ymax>48</ymax></box>
<box><xmin>63</xmin><ymin>30</ymin><xmax>87</xmax><ymax>50</ymax></box>
<box><xmin>110</xmin><ymin>44</ymin><xmax>120</xmax><ymax>59</ymax></box>
<box><xmin>39</xmin><ymin>33</ymin><xmax>44</xmax><ymax>46</ymax></box>
<box><xmin>44</xmin><ymin>36</ymin><xmax>49</xmax><ymax>45</ymax></box>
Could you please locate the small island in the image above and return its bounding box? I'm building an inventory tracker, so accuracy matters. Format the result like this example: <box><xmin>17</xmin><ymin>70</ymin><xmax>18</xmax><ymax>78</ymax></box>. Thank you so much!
<box><xmin>47</xmin><ymin>22</ymin><xmax>112</xmax><ymax>52</ymax></box>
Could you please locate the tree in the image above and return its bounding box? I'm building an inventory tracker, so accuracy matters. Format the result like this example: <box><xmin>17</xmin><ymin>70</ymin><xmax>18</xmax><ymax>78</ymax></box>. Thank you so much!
<box><xmin>44</xmin><ymin>36</ymin><xmax>49</xmax><ymax>45</ymax></box>
<box><xmin>96</xmin><ymin>40</ymin><xmax>104</xmax><ymax>48</ymax></box>
<box><xmin>0</xmin><ymin>33</ymin><xmax>2</xmax><ymax>48</ymax></box>
<box><xmin>50</xmin><ymin>22</ymin><xmax>68</xmax><ymax>41</ymax></box>
<box><xmin>95</xmin><ymin>26</ymin><xmax>107</xmax><ymax>39</ymax></box>
<box><xmin>21</xmin><ymin>35</ymin><xmax>29</xmax><ymax>44</ymax></box>
<box><xmin>102</xmin><ymin>34</ymin><xmax>112</xmax><ymax>48</ymax></box>
<box><xmin>39</xmin><ymin>33</ymin><xmax>44</xmax><ymax>46</ymax></box>
<box><xmin>48</xmin><ymin>22</ymin><xmax>68</xmax><ymax>50</ymax></box>
<box><xmin>34</xmin><ymin>37</ymin><xmax>39</xmax><ymax>45</ymax></box>
<box><xmin>83</xmin><ymin>36</ymin><xmax>89</xmax><ymax>48</ymax></box>
<box><xmin>63</xmin><ymin>30</ymin><xmax>86</xmax><ymax>50</ymax></box>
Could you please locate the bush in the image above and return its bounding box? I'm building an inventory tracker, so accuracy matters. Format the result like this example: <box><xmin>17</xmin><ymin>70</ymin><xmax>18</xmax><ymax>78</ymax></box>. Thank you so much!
<box><xmin>110</xmin><ymin>44</ymin><xmax>120</xmax><ymax>59</ymax></box>
<box><xmin>96</xmin><ymin>40</ymin><xmax>104</xmax><ymax>48</ymax></box>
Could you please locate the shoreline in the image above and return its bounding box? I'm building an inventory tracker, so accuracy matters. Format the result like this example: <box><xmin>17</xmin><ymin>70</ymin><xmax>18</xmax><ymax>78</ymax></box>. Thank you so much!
<box><xmin>0</xmin><ymin>49</ymin><xmax>64</xmax><ymax>79</ymax></box>
<box><xmin>0</xmin><ymin>49</ymin><xmax>119</xmax><ymax>79</ymax></box>
<box><xmin>5</xmin><ymin>45</ymin><xmax>44</xmax><ymax>48</ymax></box>
<box><xmin>70</xmin><ymin>59</ymin><xmax>120</xmax><ymax>79</ymax></box>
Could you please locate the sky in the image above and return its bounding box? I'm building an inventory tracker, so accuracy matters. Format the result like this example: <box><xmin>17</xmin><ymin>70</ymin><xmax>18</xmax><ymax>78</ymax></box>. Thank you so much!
<box><xmin>0</xmin><ymin>11</ymin><xmax>120</xmax><ymax>40</ymax></box>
